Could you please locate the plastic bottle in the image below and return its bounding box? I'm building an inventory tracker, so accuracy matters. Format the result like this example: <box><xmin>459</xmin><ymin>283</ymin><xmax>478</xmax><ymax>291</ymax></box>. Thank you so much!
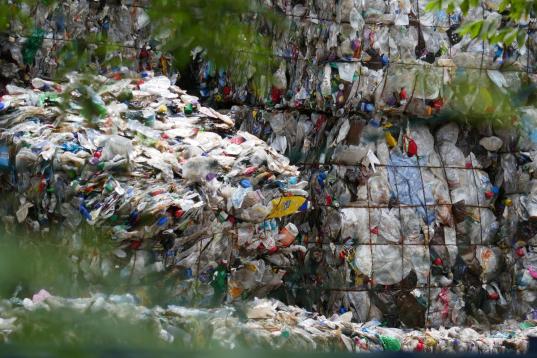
<box><xmin>231</xmin><ymin>180</ymin><xmax>253</xmax><ymax>209</ymax></box>
<box><xmin>100</xmin><ymin>135</ymin><xmax>133</xmax><ymax>161</ymax></box>
<box><xmin>0</xmin><ymin>144</ymin><xmax>9</xmax><ymax>170</ymax></box>
<box><xmin>360</xmin><ymin>101</ymin><xmax>375</xmax><ymax>113</ymax></box>
<box><xmin>31</xmin><ymin>78</ymin><xmax>55</xmax><ymax>90</ymax></box>
<box><xmin>184</xmin><ymin>103</ymin><xmax>193</xmax><ymax>115</ymax></box>
<box><xmin>278</xmin><ymin>223</ymin><xmax>299</xmax><ymax>247</ymax></box>
<box><xmin>127</xmin><ymin>119</ymin><xmax>161</xmax><ymax>139</ymax></box>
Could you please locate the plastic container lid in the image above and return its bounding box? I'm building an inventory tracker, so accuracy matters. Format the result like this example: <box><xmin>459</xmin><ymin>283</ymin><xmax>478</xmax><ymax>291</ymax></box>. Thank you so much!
<box><xmin>370</xmin><ymin>118</ymin><xmax>381</xmax><ymax>128</ymax></box>
<box><xmin>381</xmin><ymin>54</ymin><xmax>389</xmax><ymax>66</ymax></box>
<box><xmin>0</xmin><ymin>146</ymin><xmax>9</xmax><ymax>168</ymax></box>
<box><xmin>157</xmin><ymin>216</ymin><xmax>168</xmax><ymax>226</ymax></box>
<box><xmin>361</xmin><ymin>102</ymin><xmax>374</xmax><ymax>113</ymax></box>
<box><xmin>284</xmin><ymin>223</ymin><xmax>299</xmax><ymax>237</ymax></box>
<box><xmin>240</xmin><ymin>179</ymin><xmax>252</xmax><ymax>188</ymax></box>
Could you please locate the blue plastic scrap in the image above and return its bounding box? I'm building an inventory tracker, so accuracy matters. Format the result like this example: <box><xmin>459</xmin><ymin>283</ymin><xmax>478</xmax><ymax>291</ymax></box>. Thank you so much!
<box><xmin>387</xmin><ymin>153</ymin><xmax>436</xmax><ymax>224</ymax></box>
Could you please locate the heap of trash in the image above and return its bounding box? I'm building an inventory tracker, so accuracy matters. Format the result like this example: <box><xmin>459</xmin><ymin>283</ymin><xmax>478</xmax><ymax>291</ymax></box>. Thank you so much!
<box><xmin>3</xmin><ymin>70</ymin><xmax>537</xmax><ymax>329</ymax></box>
<box><xmin>200</xmin><ymin>0</ymin><xmax>536</xmax><ymax>118</ymax></box>
<box><xmin>231</xmin><ymin>104</ymin><xmax>537</xmax><ymax>328</ymax></box>
<box><xmin>0</xmin><ymin>291</ymin><xmax>535</xmax><ymax>353</ymax></box>
<box><xmin>3</xmin><ymin>0</ymin><xmax>535</xmax><ymax>120</ymax></box>
<box><xmin>2</xmin><ymin>0</ymin><xmax>537</xmax><ymax>338</ymax></box>
<box><xmin>0</xmin><ymin>0</ymin><xmax>155</xmax><ymax>82</ymax></box>
<box><xmin>0</xmin><ymin>73</ymin><xmax>307</xmax><ymax>303</ymax></box>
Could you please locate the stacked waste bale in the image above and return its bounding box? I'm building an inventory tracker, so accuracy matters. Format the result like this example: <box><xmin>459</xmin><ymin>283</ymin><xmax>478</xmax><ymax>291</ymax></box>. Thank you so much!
<box><xmin>0</xmin><ymin>1</ymin><xmax>159</xmax><ymax>84</ymax></box>
<box><xmin>200</xmin><ymin>0</ymin><xmax>536</xmax><ymax>119</ymax></box>
<box><xmin>6</xmin><ymin>0</ymin><xmax>534</xmax><ymax>118</ymax></box>
<box><xmin>232</xmin><ymin>104</ymin><xmax>537</xmax><ymax>328</ymax></box>
<box><xmin>209</xmin><ymin>0</ymin><xmax>537</xmax><ymax>328</ymax></box>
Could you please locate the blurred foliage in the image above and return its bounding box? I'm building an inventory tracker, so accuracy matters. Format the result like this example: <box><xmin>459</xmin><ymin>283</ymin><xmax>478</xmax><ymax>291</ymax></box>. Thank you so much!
<box><xmin>8</xmin><ymin>309</ymin><xmax>162</xmax><ymax>350</ymax></box>
<box><xmin>148</xmin><ymin>0</ymin><xmax>282</xmax><ymax>82</ymax></box>
<box><xmin>0</xmin><ymin>0</ymin><xmax>34</xmax><ymax>32</ymax></box>
<box><xmin>0</xmin><ymin>227</ymin><xmax>115</xmax><ymax>299</ymax></box>
<box><xmin>0</xmin><ymin>233</ymin><xmax>74</xmax><ymax>299</ymax></box>
<box><xmin>0</xmin><ymin>229</ymin><xmax>307</xmax><ymax>353</ymax></box>
<box><xmin>424</xmin><ymin>0</ymin><xmax>536</xmax><ymax>125</ymax></box>
<box><xmin>0</xmin><ymin>0</ymin><xmax>281</xmax><ymax>83</ymax></box>
<box><xmin>54</xmin><ymin>34</ymin><xmax>122</xmax><ymax>78</ymax></box>
<box><xmin>0</xmin><ymin>0</ymin><xmax>283</xmax><ymax>122</ymax></box>
<box><xmin>425</xmin><ymin>0</ymin><xmax>536</xmax><ymax>46</ymax></box>
<box><xmin>442</xmin><ymin>69</ymin><xmax>528</xmax><ymax>126</ymax></box>
<box><xmin>0</xmin><ymin>220</ymin><xmax>223</xmax><ymax>309</ymax></box>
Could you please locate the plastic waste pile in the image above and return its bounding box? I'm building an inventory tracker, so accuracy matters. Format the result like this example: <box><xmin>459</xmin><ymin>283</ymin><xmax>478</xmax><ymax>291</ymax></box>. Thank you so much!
<box><xmin>187</xmin><ymin>0</ymin><xmax>537</xmax><ymax>330</ymax></box>
<box><xmin>231</xmin><ymin>104</ymin><xmax>537</xmax><ymax>328</ymax></box>
<box><xmin>0</xmin><ymin>73</ymin><xmax>308</xmax><ymax>304</ymax></box>
<box><xmin>199</xmin><ymin>0</ymin><xmax>536</xmax><ymax>117</ymax></box>
<box><xmin>1</xmin><ymin>0</ymin><xmax>537</xmax><ymax>337</ymax></box>
<box><xmin>0</xmin><ymin>291</ymin><xmax>535</xmax><ymax>353</ymax></box>
<box><xmin>4</xmin><ymin>0</ymin><xmax>534</xmax><ymax>119</ymax></box>
<box><xmin>0</xmin><ymin>0</ymin><xmax>161</xmax><ymax>83</ymax></box>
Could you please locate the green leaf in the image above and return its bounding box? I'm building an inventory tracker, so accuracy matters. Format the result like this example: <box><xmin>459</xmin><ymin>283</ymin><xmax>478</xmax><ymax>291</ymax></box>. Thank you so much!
<box><xmin>469</xmin><ymin>0</ymin><xmax>480</xmax><ymax>8</ymax></box>
<box><xmin>503</xmin><ymin>28</ymin><xmax>518</xmax><ymax>45</ymax></box>
<box><xmin>489</xmin><ymin>31</ymin><xmax>504</xmax><ymax>44</ymax></box>
<box><xmin>516</xmin><ymin>29</ymin><xmax>527</xmax><ymax>46</ymax></box>
<box><xmin>508</xmin><ymin>0</ymin><xmax>527</xmax><ymax>20</ymax></box>
<box><xmin>470</xmin><ymin>22</ymin><xmax>483</xmax><ymax>38</ymax></box>
<box><xmin>479</xmin><ymin>19</ymin><xmax>494</xmax><ymax>40</ymax></box>
<box><xmin>479</xmin><ymin>88</ymin><xmax>493</xmax><ymax>109</ymax></box>
<box><xmin>460</xmin><ymin>0</ymin><xmax>470</xmax><ymax>14</ymax></box>
<box><xmin>424</xmin><ymin>0</ymin><xmax>443</xmax><ymax>13</ymax></box>
<box><xmin>498</xmin><ymin>0</ymin><xmax>509</xmax><ymax>13</ymax></box>
<box><xmin>457</xmin><ymin>20</ymin><xmax>483</xmax><ymax>39</ymax></box>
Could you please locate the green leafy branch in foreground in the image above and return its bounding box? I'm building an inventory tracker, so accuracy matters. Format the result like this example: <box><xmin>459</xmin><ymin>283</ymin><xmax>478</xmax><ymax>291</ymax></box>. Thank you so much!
<box><xmin>0</xmin><ymin>0</ymin><xmax>283</xmax><ymax>121</ymax></box>
<box><xmin>426</xmin><ymin>0</ymin><xmax>536</xmax><ymax>46</ymax></box>
<box><xmin>148</xmin><ymin>0</ymin><xmax>281</xmax><ymax>80</ymax></box>
<box><xmin>0</xmin><ymin>0</ymin><xmax>36</xmax><ymax>33</ymax></box>
<box><xmin>423</xmin><ymin>0</ymin><xmax>537</xmax><ymax>126</ymax></box>
<box><xmin>0</xmin><ymin>0</ymin><xmax>281</xmax><ymax>83</ymax></box>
